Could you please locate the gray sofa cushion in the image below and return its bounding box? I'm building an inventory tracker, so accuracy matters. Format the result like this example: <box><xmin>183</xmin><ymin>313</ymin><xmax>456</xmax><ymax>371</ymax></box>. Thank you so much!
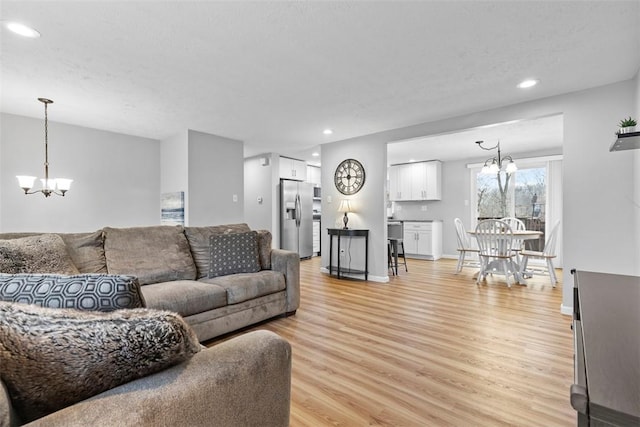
<box><xmin>141</xmin><ymin>280</ymin><xmax>227</xmax><ymax>317</ymax></box>
<box><xmin>103</xmin><ymin>226</ymin><xmax>197</xmax><ymax>285</ymax></box>
<box><xmin>0</xmin><ymin>234</ymin><xmax>79</xmax><ymax>275</ymax></box>
<box><xmin>209</xmin><ymin>231</ymin><xmax>260</xmax><ymax>278</ymax></box>
<box><xmin>184</xmin><ymin>224</ymin><xmax>251</xmax><ymax>279</ymax></box>
<box><xmin>0</xmin><ymin>301</ymin><xmax>201</xmax><ymax>424</ymax></box>
<box><xmin>202</xmin><ymin>270</ymin><xmax>286</xmax><ymax>305</ymax></box>
<box><xmin>60</xmin><ymin>231</ymin><xmax>108</xmax><ymax>274</ymax></box>
<box><xmin>0</xmin><ymin>274</ymin><xmax>144</xmax><ymax>311</ymax></box>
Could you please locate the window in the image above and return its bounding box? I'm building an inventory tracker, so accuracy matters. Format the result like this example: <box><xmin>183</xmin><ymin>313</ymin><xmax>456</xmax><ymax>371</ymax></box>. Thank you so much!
<box><xmin>470</xmin><ymin>156</ymin><xmax>562</xmax><ymax>257</ymax></box>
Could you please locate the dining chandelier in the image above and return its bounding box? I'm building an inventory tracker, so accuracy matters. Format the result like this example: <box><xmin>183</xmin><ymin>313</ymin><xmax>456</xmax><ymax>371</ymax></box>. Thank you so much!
<box><xmin>17</xmin><ymin>98</ymin><xmax>73</xmax><ymax>197</ymax></box>
<box><xmin>475</xmin><ymin>140</ymin><xmax>517</xmax><ymax>174</ymax></box>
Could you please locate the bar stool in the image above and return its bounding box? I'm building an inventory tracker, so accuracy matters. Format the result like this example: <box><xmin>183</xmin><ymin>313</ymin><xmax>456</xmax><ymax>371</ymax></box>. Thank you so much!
<box><xmin>388</xmin><ymin>238</ymin><xmax>408</xmax><ymax>275</ymax></box>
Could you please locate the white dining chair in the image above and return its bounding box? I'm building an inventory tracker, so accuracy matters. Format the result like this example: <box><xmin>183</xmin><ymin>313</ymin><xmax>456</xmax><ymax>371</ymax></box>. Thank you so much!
<box><xmin>474</xmin><ymin>219</ymin><xmax>519</xmax><ymax>287</ymax></box>
<box><xmin>453</xmin><ymin>218</ymin><xmax>479</xmax><ymax>273</ymax></box>
<box><xmin>499</xmin><ymin>217</ymin><xmax>526</xmax><ymax>260</ymax></box>
<box><xmin>520</xmin><ymin>221</ymin><xmax>560</xmax><ymax>286</ymax></box>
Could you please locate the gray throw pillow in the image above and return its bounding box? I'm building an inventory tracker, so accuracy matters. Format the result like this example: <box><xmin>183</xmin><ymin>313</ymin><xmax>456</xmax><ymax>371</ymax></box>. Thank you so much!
<box><xmin>209</xmin><ymin>231</ymin><xmax>260</xmax><ymax>278</ymax></box>
<box><xmin>0</xmin><ymin>234</ymin><xmax>79</xmax><ymax>275</ymax></box>
<box><xmin>256</xmin><ymin>229</ymin><xmax>272</xmax><ymax>270</ymax></box>
<box><xmin>60</xmin><ymin>231</ymin><xmax>108</xmax><ymax>274</ymax></box>
<box><xmin>0</xmin><ymin>302</ymin><xmax>201</xmax><ymax>423</ymax></box>
<box><xmin>0</xmin><ymin>274</ymin><xmax>145</xmax><ymax>311</ymax></box>
<box><xmin>185</xmin><ymin>224</ymin><xmax>252</xmax><ymax>279</ymax></box>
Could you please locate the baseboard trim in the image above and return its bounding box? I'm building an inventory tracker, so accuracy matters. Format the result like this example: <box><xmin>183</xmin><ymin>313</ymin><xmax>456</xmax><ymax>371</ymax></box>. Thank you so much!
<box><xmin>320</xmin><ymin>267</ymin><xmax>389</xmax><ymax>283</ymax></box>
<box><xmin>560</xmin><ymin>303</ymin><xmax>573</xmax><ymax>316</ymax></box>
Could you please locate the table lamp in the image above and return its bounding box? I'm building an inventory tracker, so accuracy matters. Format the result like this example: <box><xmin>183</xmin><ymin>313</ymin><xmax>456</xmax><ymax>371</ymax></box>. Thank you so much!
<box><xmin>338</xmin><ymin>199</ymin><xmax>353</xmax><ymax>229</ymax></box>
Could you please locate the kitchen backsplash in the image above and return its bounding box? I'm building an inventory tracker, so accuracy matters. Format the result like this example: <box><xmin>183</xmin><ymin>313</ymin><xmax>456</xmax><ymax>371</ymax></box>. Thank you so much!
<box><xmin>390</xmin><ymin>201</ymin><xmax>435</xmax><ymax>220</ymax></box>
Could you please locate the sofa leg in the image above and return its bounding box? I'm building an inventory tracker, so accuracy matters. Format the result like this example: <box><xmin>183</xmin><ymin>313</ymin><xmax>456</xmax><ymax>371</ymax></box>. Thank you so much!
<box><xmin>285</xmin><ymin>310</ymin><xmax>297</xmax><ymax>317</ymax></box>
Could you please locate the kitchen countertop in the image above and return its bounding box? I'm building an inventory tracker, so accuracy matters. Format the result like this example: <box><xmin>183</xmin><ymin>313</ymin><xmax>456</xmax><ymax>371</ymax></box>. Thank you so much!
<box><xmin>387</xmin><ymin>219</ymin><xmax>442</xmax><ymax>222</ymax></box>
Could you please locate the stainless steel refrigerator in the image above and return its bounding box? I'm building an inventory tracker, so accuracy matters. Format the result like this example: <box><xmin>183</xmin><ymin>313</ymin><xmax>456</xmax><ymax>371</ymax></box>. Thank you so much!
<box><xmin>280</xmin><ymin>179</ymin><xmax>314</xmax><ymax>259</ymax></box>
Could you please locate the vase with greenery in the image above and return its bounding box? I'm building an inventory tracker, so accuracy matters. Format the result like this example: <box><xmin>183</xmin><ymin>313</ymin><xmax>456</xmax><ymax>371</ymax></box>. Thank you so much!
<box><xmin>618</xmin><ymin>116</ymin><xmax>637</xmax><ymax>134</ymax></box>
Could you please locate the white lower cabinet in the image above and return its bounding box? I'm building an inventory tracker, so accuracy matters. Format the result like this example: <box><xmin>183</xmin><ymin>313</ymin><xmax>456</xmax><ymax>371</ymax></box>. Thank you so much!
<box><xmin>402</xmin><ymin>221</ymin><xmax>442</xmax><ymax>260</ymax></box>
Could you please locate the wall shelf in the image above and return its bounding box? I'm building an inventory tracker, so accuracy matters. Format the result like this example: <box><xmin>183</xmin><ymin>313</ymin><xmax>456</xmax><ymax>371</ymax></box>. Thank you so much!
<box><xmin>610</xmin><ymin>131</ymin><xmax>640</xmax><ymax>151</ymax></box>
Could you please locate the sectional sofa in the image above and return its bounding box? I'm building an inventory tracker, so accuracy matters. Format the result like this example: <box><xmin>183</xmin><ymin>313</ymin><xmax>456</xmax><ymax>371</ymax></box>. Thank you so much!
<box><xmin>0</xmin><ymin>223</ymin><xmax>300</xmax><ymax>342</ymax></box>
<box><xmin>0</xmin><ymin>223</ymin><xmax>298</xmax><ymax>425</ymax></box>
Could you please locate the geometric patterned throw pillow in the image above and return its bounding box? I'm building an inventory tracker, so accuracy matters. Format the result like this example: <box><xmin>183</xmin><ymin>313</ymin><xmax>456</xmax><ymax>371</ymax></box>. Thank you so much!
<box><xmin>208</xmin><ymin>231</ymin><xmax>260</xmax><ymax>278</ymax></box>
<box><xmin>0</xmin><ymin>302</ymin><xmax>201</xmax><ymax>423</ymax></box>
<box><xmin>0</xmin><ymin>274</ymin><xmax>145</xmax><ymax>311</ymax></box>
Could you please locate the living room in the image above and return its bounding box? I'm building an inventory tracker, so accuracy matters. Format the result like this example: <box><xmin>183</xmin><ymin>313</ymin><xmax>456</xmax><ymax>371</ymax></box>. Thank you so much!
<box><xmin>1</xmin><ymin>1</ymin><xmax>639</xmax><ymax>426</ymax></box>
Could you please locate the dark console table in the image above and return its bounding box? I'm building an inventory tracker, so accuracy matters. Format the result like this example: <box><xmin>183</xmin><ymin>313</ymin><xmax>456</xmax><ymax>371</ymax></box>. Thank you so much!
<box><xmin>327</xmin><ymin>228</ymin><xmax>369</xmax><ymax>280</ymax></box>
<box><xmin>571</xmin><ymin>270</ymin><xmax>640</xmax><ymax>426</ymax></box>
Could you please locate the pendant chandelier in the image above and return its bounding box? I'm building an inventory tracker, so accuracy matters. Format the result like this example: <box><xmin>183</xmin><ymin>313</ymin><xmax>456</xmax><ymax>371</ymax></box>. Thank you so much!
<box><xmin>475</xmin><ymin>140</ymin><xmax>517</xmax><ymax>174</ymax></box>
<box><xmin>16</xmin><ymin>98</ymin><xmax>73</xmax><ymax>197</ymax></box>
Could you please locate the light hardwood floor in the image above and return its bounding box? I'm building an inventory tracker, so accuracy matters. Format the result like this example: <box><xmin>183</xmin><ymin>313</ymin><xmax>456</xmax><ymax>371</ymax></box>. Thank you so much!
<box><xmin>230</xmin><ymin>257</ymin><xmax>575</xmax><ymax>426</ymax></box>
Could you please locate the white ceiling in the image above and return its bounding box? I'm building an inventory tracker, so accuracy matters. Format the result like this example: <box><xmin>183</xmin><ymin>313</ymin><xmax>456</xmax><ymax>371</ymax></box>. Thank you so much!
<box><xmin>1</xmin><ymin>1</ymin><xmax>639</xmax><ymax>164</ymax></box>
<box><xmin>387</xmin><ymin>114</ymin><xmax>564</xmax><ymax>166</ymax></box>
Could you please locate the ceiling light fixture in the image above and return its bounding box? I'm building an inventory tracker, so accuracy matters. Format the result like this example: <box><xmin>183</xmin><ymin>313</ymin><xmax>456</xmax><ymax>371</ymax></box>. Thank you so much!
<box><xmin>4</xmin><ymin>21</ymin><xmax>41</xmax><ymax>38</ymax></box>
<box><xmin>475</xmin><ymin>140</ymin><xmax>517</xmax><ymax>174</ymax></box>
<box><xmin>323</xmin><ymin>129</ymin><xmax>333</xmax><ymax>135</ymax></box>
<box><xmin>517</xmin><ymin>79</ymin><xmax>539</xmax><ymax>89</ymax></box>
<box><xmin>312</xmin><ymin>152</ymin><xmax>319</xmax><ymax>157</ymax></box>
<box><xmin>17</xmin><ymin>98</ymin><xmax>73</xmax><ymax>197</ymax></box>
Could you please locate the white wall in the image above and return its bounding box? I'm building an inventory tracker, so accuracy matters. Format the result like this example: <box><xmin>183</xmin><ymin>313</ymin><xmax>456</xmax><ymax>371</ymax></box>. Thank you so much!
<box><xmin>244</xmin><ymin>154</ymin><xmax>276</xmax><ymax>231</ymax></box>
<box><xmin>160</xmin><ymin>130</ymin><xmax>189</xmax><ymax>220</ymax></box>
<box><xmin>0</xmin><ymin>113</ymin><xmax>160</xmax><ymax>232</ymax></box>
<box><xmin>633</xmin><ymin>71</ymin><xmax>640</xmax><ymax>271</ymax></box>
<box><xmin>321</xmin><ymin>139</ymin><xmax>388</xmax><ymax>281</ymax></box>
<box><xmin>187</xmin><ymin>130</ymin><xmax>244</xmax><ymax>226</ymax></box>
<box><xmin>321</xmin><ymin>79</ymin><xmax>638</xmax><ymax>313</ymax></box>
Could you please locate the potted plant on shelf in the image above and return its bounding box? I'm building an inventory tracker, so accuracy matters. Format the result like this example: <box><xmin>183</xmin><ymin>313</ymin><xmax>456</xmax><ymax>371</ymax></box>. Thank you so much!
<box><xmin>618</xmin><ymin>116</ymin><xmax>637</xmax><ymax>134</ymax></box>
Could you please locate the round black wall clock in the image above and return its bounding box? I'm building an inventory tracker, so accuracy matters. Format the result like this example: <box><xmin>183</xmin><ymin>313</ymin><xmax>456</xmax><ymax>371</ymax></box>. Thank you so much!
<box><xmin>334</xmin><ymin>158</ymin><xmax>366</xmax><ymax>195</ymax></box>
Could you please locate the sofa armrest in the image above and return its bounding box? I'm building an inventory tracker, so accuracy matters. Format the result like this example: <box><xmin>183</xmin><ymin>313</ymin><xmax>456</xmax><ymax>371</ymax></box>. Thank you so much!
<box><xmin>25</xmin><ymin>330</ymin><xmax>291</xmax><ymax>427</ymax></box>
<box><xmin>270</xmin><ymin>249</ymin><xmax>300</xmax><ymax>313</ymax></box>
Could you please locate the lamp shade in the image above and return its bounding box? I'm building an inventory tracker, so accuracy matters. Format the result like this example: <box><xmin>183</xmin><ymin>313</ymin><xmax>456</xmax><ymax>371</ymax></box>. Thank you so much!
<box><xmin>56</xmin><ymin>178</ymin><xmax>73</xmax><ymax>191</ymax></box>
<box><xmin>338</xmin><ymin>199</ymin><xmax>352</xmax><ymax>213</ymax></box>
<box><xmin>16</xmin><ymin>175</ymin><xmax>36</xmax><ymax>190</ymax></box>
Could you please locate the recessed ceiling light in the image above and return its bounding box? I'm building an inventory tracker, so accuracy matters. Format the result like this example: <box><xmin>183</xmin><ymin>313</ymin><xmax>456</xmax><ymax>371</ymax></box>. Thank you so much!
<box><xmin>4</xmin><ymin>21</ymin><xmax>41</xmax><ymax>38</ymax></box>
<box><xmin>517</xmin><ymin>79</ymin><xmax>539</xmax><ymax>89</ymax></box>
<box><xmin>312</xmin><ymin>152</ymin><xmax>319</xmax><ymax>157</ymax></box>
<box><xmin>323</xmin><ymin>129</ymin><xmax>333</xmax><ymax>135</ymax></box>
<box><xmin>409</xmin><ymin>159</ymin><xmax>416</xmax><ymax>162</ymax></box>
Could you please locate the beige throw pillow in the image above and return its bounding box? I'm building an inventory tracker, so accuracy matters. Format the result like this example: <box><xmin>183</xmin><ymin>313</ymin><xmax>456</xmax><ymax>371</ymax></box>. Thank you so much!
<box><xmin>103</xmin><ymin>226</ymin><xmax>196</xmax><ymax>285</ymax></box>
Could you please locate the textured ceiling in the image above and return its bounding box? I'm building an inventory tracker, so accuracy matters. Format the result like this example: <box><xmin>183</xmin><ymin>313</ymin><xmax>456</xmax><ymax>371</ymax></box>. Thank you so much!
<box><xmin>1</xmin><ymin>1</ymin><xmax>639</xmax><ymax>162</ymax></box>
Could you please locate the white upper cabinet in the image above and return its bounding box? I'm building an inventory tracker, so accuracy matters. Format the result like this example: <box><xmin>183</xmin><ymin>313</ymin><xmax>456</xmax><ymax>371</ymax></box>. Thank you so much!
<box><xmin>307</xmin><ymin>165</ymin><xmax>321</xmax><ymax>186</ymax></box>
<box><xmin>388</xmin><ymin>160</ymin><xmax>441</xmax><ymax>201</ymax></box>
<box><xmin>279</xmin><ymin>157</ymin><xmax>307</xmax><ymax>181</ymax></box>
<box><xmin>388</xmin><ymin>164</ymin><xmax>412</xmax><ymax>201</ymax></box>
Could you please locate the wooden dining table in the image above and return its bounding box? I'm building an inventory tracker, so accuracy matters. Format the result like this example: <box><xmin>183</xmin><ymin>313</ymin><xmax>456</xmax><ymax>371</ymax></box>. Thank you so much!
<box><xmin>467</xmin><ymin>229</ymin><xmax>543</xmax><ymax>284</ymax></box>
